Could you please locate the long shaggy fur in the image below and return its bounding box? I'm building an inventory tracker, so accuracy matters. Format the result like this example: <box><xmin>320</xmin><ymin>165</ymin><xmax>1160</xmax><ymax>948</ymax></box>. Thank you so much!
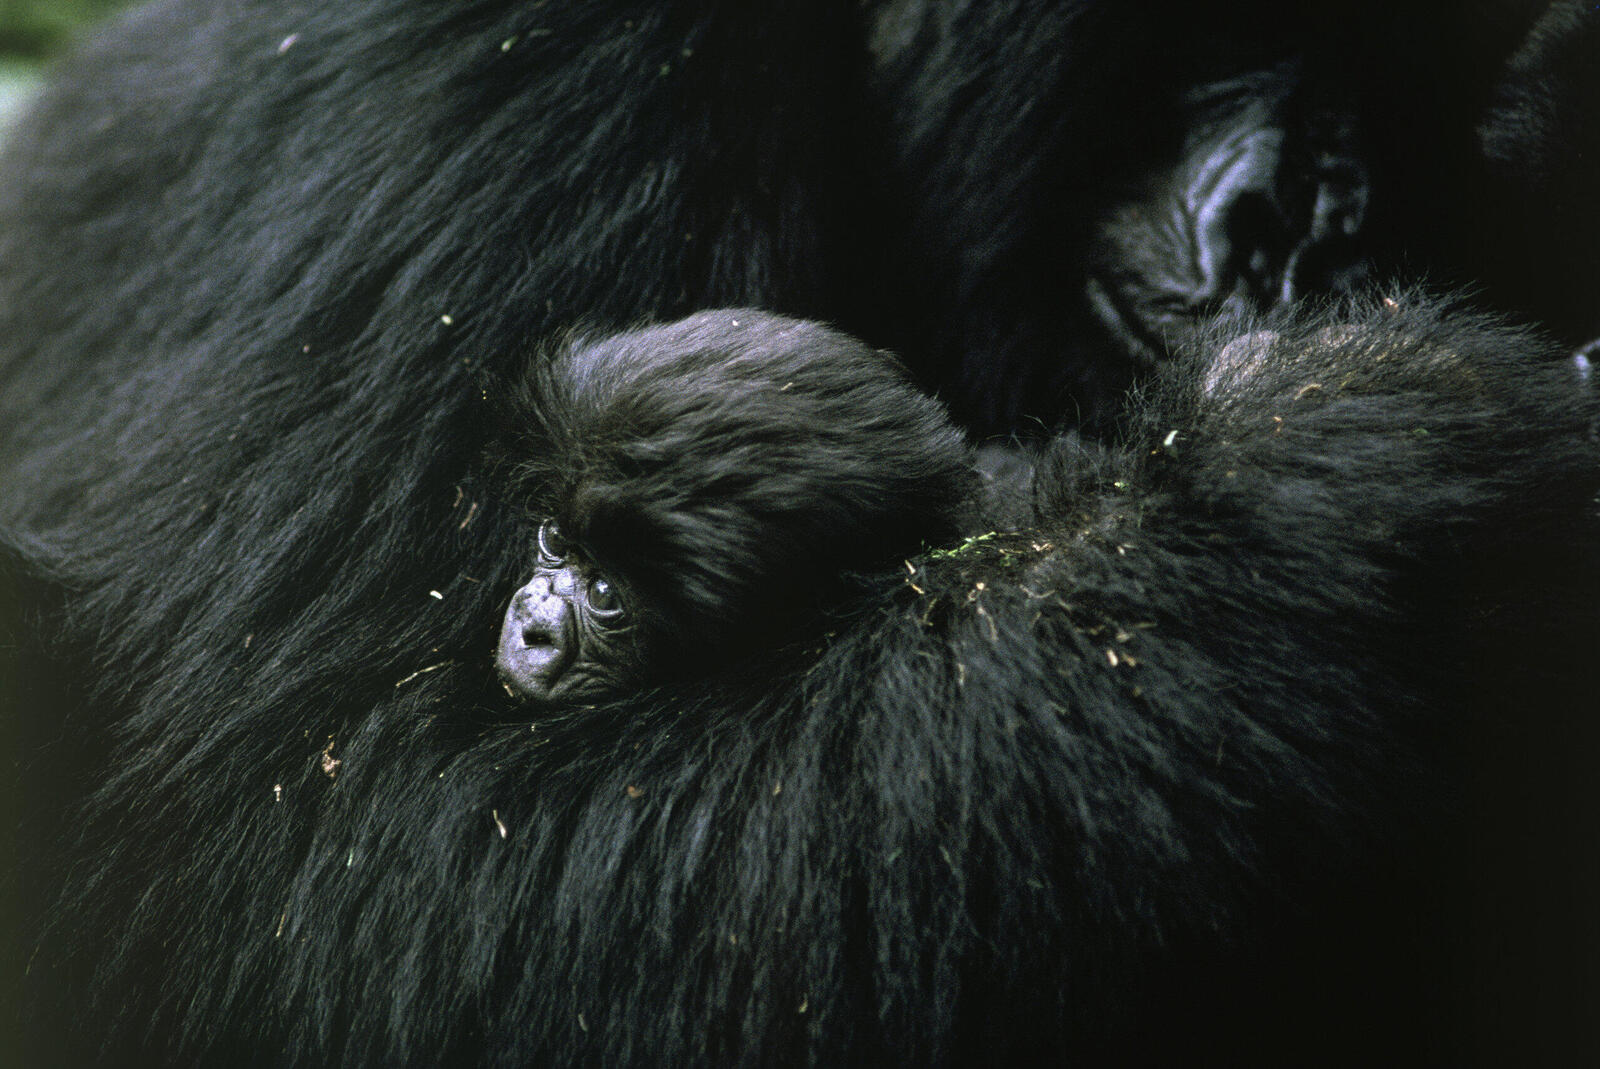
<box><xmin>1</xmin><ymin>2</ymin><xmax>1598</xmax><ymax>1067</ymax></box>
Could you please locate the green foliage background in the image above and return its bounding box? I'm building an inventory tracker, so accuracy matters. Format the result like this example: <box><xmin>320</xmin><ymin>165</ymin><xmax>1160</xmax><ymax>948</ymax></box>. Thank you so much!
<box><xmin>0</xmin><ymin>0</ymin><xmax>134</xmax><ymax>57</ymax></box>
<box><xmin>0</xmin><ymin>0</ymin><xmax>136</xmax><ymax>128</ymax></box>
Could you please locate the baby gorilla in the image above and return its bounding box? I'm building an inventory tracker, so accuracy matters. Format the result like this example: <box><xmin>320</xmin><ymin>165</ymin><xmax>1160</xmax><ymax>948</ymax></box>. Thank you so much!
<box><xmin>494</xmin><ymin>310</ymin><xmax>976</xmax><ymax>704</ymax></box>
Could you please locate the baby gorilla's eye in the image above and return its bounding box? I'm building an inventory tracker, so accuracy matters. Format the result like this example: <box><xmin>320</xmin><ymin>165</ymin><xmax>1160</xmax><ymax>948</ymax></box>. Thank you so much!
<box><xmin>537</xmin><ymin>520</ymin><xmax>568</xmax><ymax>564</ymax></box>
<box><xmin>587</xmin><ymin>574</ymin><xmax>624</xmax><ymax>618</ymax></box>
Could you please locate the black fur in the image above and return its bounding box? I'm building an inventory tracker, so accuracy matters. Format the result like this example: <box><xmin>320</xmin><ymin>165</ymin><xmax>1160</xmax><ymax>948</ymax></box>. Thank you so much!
<box><xmin>2</xmin><ymin>1</ymin><xmax>1599</xmax><ymax>1066</ymax></box>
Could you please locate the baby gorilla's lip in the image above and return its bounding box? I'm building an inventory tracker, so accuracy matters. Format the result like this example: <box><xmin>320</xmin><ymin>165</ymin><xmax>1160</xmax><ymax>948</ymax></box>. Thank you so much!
<box><xmin>501</xmin><ymin>631</ymin><xmax>564</xmax><ymax>679</ymax></box>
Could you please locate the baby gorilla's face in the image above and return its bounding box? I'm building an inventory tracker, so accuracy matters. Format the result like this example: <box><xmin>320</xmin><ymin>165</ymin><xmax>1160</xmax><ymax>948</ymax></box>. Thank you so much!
<box><xmin>496</xmin><ymin>521</ymin><xmax>640</xmax><ymax>704</ymax></box>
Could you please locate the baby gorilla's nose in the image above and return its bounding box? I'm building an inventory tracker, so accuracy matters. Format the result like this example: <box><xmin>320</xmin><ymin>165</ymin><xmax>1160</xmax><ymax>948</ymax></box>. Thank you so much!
<box><xmin>495</xmin><ymin>577</ymin><xmax>574</xmax><ymax>700</ymax></box>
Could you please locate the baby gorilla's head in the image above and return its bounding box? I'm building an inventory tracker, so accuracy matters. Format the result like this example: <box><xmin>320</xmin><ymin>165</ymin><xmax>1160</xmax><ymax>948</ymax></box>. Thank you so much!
<box><xmin>493</xmin><ymin>309</ymin><xmax>973</xmax><ymax>705</ymax></box>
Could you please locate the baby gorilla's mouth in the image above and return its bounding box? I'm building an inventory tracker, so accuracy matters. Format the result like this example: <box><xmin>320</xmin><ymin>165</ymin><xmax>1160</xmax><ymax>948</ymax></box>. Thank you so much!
<box><xmin>507</xmin><ymin>623</ymin><xmax>564</xmax><ymax>673</ymax></box>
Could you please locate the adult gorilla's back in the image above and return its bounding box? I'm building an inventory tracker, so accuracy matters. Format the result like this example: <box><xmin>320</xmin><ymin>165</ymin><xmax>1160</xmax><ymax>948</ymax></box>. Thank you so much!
<box><xmin>2</xmin><ymin>2</ymin><xmax>1598</xmax><ymax>1065</ymax></box>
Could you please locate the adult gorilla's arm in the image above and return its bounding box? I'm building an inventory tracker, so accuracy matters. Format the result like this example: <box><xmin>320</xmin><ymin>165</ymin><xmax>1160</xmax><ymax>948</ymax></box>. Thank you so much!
<box><xmin>342</xmin><ymin>299</ymin><xmax>1594</xmax><ymax>1066</ymax></box>
<box><xmin>184</xmin><ymin>298</ymin><xmax>1592</xmax><ymax>1068</ymax></box>
<box><xmin>705</xmin><ymin>301</ymin><xmax>1599</xmax><ymax>1062</ymax></box>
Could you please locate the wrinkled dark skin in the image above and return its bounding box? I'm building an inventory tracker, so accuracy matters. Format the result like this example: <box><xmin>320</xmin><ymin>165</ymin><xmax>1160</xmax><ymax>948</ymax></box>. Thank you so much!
<box><xmin>497</xmin><ymin>522</ymin><xmax>636</xmax><ymax>704</ymax></box>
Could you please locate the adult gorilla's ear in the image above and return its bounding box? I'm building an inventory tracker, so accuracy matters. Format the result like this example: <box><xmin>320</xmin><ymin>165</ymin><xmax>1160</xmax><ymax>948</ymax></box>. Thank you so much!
<box><xmin>1085</xmin><ymin>66</ymin><xmax>1371</xmax><ymax>363</ymax></box>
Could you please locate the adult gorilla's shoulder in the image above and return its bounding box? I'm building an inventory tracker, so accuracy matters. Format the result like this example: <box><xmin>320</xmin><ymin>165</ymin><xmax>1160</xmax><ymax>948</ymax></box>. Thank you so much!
<box><xmin>1</xmin><ymin>2</ymin><xmax>1598</xmax><ymax>1066</ymax></box>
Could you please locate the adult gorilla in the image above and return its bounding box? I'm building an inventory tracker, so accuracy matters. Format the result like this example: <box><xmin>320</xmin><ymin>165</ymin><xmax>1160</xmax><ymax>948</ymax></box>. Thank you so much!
<box><xmin>2</xmin><ymin>1</ymin><xmax>1598</xmax><ymax>1065</ymax></box>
